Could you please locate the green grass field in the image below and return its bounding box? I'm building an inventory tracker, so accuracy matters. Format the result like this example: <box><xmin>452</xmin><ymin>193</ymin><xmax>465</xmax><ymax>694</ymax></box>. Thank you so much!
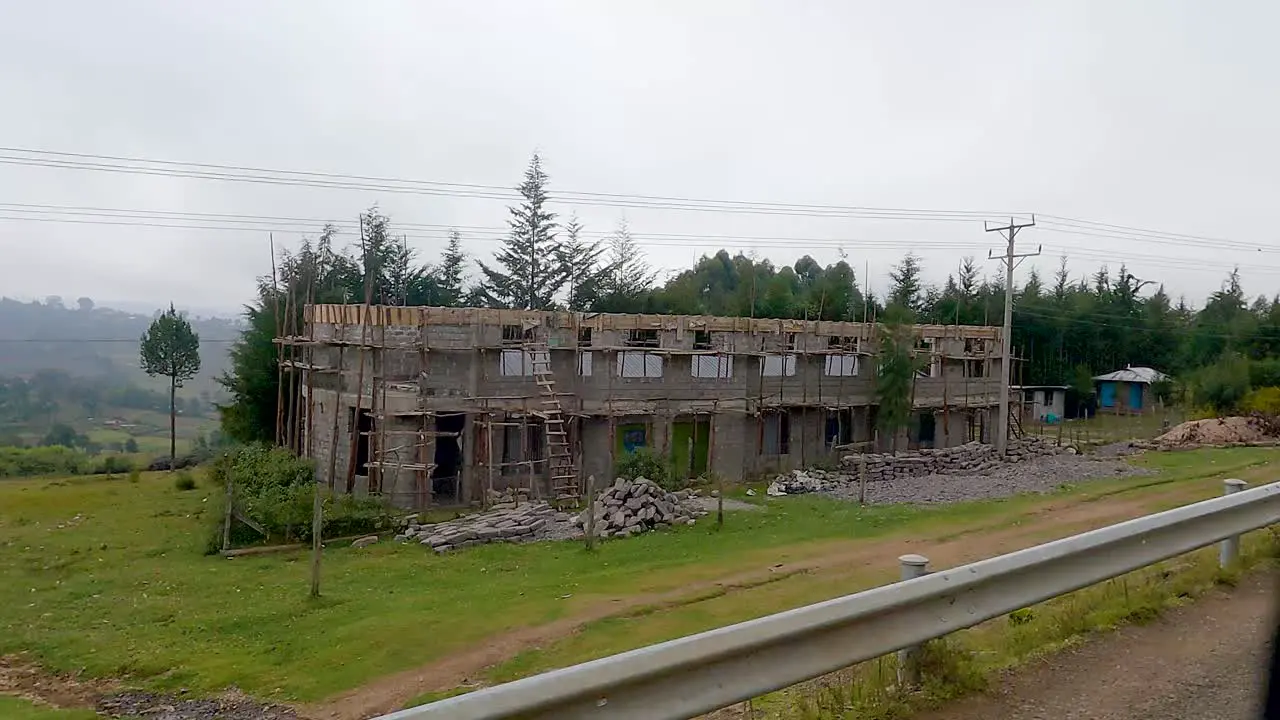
<box><xmin>0</xmin><ymin>698</ymin><xmax>97</xmax><ymax>720</ymax></box>
<box><xmin>0</xmin><ymin>447</ymin><xmax>1274</xmax><ymax>712</ymax></box>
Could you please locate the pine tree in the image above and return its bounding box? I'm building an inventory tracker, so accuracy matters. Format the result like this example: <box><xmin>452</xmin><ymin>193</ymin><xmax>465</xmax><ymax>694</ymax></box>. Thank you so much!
<box><xmin>888</xmin><ymin>253</ymin><xmax>923</xmax><ymax>311</ymax></box>
<box><xmin>558</xmin><ymin>214</ymin><xmax>609</xmax><ymax>310</ymax></box>
<box><xmin>477</xmin><ymin>154</ymin><xmax>566</xmax><ymax>309</ymax></box>
<box><xmin>437</xmin><ymin>229</ymin><xmax>468</xmax><ymax>307</ymax></box>
<box><xmin>597</xmin><ymin>219</ymin><xmax>658</xmax><ymax>312</ymax></box>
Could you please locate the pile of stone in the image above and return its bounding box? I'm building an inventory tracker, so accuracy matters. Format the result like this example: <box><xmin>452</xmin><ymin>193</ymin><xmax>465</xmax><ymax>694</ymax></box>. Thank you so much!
<box><xmin>838</xmin><ymin>437</ymin><xmax>1065</xmax><ymax>483</ymax></box>
<box><xmin>574</xmin><ymin>477</ymin><xmax>708</xmax><ymax>538</ymax></box>
<box><xmin>395</xmin><ymin>502</ymin><xmax>574</xmax><ymax>553</ymax></box>
<box><xmin>767</xmin><ymin>469</ymin><xmax>839</xmax><ymax>496</ymax></box>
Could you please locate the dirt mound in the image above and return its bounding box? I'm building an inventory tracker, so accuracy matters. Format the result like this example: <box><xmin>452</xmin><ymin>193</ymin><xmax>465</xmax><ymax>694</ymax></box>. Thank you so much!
<box><xmin>1153</xmin><ymin>416</ymin><xmax>1274</xmax><ymax>447</ymax></box>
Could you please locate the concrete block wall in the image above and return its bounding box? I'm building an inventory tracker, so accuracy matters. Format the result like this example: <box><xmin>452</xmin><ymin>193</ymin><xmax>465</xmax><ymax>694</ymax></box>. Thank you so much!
<box><xmin>303</xmin><ymin>315</ymin><xmax>1007</xmax><ymax>506</ymax></box>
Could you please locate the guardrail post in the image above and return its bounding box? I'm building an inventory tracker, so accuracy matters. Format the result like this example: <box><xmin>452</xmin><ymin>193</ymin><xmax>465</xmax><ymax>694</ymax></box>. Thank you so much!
<box><xmin>897</xmin><ymin>554</ymin><xmax>930</xmax><ymax>689</ymax></box>
<box><xmin>1219</xmin><ymin>479</ymin><xmax>1249</xmax><ymax>567</ymax></box>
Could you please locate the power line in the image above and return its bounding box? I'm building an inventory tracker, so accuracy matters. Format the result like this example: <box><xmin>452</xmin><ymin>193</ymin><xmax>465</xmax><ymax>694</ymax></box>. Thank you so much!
<box><xmin>4</xmin><ymin>203</ymin><xmax>1280</xmax><ymax>278</ymax></box>
<box><xmin>0</xmin><ymin>148</ymin><xmax>1021</xmax><ymax>222</ymax></box>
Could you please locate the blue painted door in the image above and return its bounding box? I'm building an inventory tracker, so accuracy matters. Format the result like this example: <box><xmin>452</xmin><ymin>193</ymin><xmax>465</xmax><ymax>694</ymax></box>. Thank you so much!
<box><xmin>1129</xmin><ymin>383</ymin><xmax>1143</xmax><ymax>411</ymax></box>
<box><xmin>1099</xmin><ymin>382</ymin><xmax>1116</xmax><ymax>408</ymax></box>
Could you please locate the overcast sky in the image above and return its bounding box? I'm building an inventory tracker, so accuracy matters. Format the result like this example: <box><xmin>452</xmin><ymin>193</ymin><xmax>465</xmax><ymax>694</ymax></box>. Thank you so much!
<box><xmin>2</xmin><ymin>0</ymin><xmax>1279</xmax><ymax>317</ymax></box>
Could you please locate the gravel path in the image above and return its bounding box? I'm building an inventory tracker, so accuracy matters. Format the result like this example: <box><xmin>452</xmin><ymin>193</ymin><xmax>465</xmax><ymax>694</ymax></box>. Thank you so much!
<box><xmin>914</xmin><ymin>571</ymin><xmax>1275</xmax><ymax>720</ymax></box>
<box><xmin>97</xmin><ymin>690</ymin><xmax>298</xmax><ymax>719</ymax></box>
<box><xmin>826</xmin><ymin>454</ymin><xmax>1153</xmax><ymax>505</ymax></box>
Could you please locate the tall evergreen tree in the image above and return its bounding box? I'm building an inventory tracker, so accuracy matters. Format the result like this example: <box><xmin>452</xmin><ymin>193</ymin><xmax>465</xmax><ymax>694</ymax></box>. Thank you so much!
<box><xmin>477</xmin><ymin>154</ymin><xmax>566</xmax><ymax>309</ymax></box>
<box><xmin>437</xmin><ymin>229</ymin><xmax>468</xmax><ymax>307</ymax></box>
<box><xmin>558</xmin><ymin>214</ymin><xmax>609</xmax><ymax>310</ymax></box>
<box><xmin>596</xmin><ymin>219</ymin><xmax>658</xmax><ymax>312</ymax></box>
<box><xmin>888</xmin><ymin>253</ymin><xmax>924</xmax><ymax>311</ymax></box>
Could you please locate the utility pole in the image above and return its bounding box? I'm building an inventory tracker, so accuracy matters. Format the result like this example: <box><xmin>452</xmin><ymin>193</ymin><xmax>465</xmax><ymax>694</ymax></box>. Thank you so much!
<box><xmin>987</xmin><ymin>216</ymin><xmax>1039</xmax><ymax>455</ymax></box>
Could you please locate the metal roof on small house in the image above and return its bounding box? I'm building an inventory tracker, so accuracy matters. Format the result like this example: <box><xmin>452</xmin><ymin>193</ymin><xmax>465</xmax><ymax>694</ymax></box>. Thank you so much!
<box><xmin>1092</xmin><ymin>366</ymin><xmax>1169</xmax><ymax>384</ymax></box>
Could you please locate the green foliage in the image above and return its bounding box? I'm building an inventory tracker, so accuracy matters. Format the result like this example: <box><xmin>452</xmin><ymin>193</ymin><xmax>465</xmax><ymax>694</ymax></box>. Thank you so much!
<box><xmin>1191</xmin><ymin>352</ymin><xmax>1251</xmax><ymax>412</ymax></box>
<box><xmin>41</xmin><ymin>423</ymin><xmax>83</xmax><ymax>449</ymax></box>
<box><xmin>1242</xmin><ymin>386</ymin><xmax>1280</xmax><ymax>415</ymax></box>
<box><xmin>615</xmin><ymin>447</ymin><xmax>675</xmax><ymax>489</ymax></box>
<box><xmin>0</xmin><ymin>446</ymin><xmax>90</xmax><ymax>477</ymax></box>
<box><xmin>174</xmin><ymin>471</ymin><xmax>197</xmax><ymax>491</ymax></box>
<box><xmin>207</xmin><ymin>444</ymin><xmax>391</xmax><ymax>545</ymax></box>
<box><xmin>95</xmin><ymin>455</ymin><xmax>133</xmax><ymax>475</ymax></box>
<box><xmin>123</xmin><ymin>437</ymin><xmax>139</xmax><ymax>453</ymax></box>
<box><xmin>476</xmin><ymin>154</ymin><xmax>567</xmax><ymax>309</ymax></box>
<box><xmin>874</xmin><ymin>305</ymin><xmax>921</xmax><ymax>450</ymax></box>
<box><xmin>140</xmin><ymin>304</ymin><xmax>202</xmax><ymax>387</ymax></box>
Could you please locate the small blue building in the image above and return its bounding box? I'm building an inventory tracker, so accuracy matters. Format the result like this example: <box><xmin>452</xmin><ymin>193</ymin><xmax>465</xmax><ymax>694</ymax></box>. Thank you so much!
<box><xmin>1093</xmin><ymin>366</ymin><xmax>1169</xmax><ymax>414</ymax></box>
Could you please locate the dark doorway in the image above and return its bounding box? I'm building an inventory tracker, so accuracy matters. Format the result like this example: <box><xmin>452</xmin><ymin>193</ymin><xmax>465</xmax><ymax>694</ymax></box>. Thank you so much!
<box><xmin>350</xmin><ymin>408</ymin><xmax>373</xmax><ymax>476</ymax></box>
<box><xmin>432</xmin><ymin>413</ymin><xmax>465</xmax><ymax>501</ymax></box>
<box><xmin>917</xmin><ymin>412</ymin><xmax>936</xmax><ymax>447</ymax></box>
<box><xmin>825</xmin><ymin>409</ymin><xmax>854</xmax><ymax>449</ymax></box>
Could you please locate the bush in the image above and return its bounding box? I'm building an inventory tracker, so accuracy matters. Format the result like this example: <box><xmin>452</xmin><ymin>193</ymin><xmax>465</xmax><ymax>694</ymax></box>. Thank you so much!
<box><xmin>1191</xmin><ymin>353</ymin><xmax>1251</xmax><ymax>413</ymax></box>
<box><xmin>1242</xmin><ymin>387</ymin><xmax>1280</xmax><ymax>416</ymax></box>
<box><xmin>206</xmin><ymin>444</ymin><xmax>393</xmax><ymax>549</ymax></box>
<box><xmin>0</xmin><ymin>445</ymin><xmax>91</xmax><ymax>478</ymax></box>
<box><xmin>123</xmin><ymin>438</ymin><xmax>139</xmax><ymax>453</ymax></box>
<box><xmin>94</xmin><ymin>455</ymin><xmax>134</xmax><ymax>475</ymax></box>
<box><xmin>615</xmin><ymin>447</ymin><xmax>676</xmax><ymax>490</ymax></box>
<box><xmin>127</xmin><ymin>468</ymin><xmax>141</xmax><ymax>484</ymax></box>
<box><xmin>174</xmin><ymin>471</ymin><xmax>197</xmax><ymax>491</ymax></box>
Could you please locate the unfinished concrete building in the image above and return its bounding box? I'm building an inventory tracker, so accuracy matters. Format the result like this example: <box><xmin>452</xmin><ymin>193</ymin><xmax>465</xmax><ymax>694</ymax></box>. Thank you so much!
<box><xmin>283</xmin><ymin>304</ymin><xmax>1005</xmax><ymax>509</ymax></box>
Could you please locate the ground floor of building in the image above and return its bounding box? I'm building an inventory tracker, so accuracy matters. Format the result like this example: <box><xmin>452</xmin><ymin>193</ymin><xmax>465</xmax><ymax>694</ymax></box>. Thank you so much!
<box><xmin>307</xmin><ymin>388</ymin><xmax>996</xmax><ymax>509</ymax></box>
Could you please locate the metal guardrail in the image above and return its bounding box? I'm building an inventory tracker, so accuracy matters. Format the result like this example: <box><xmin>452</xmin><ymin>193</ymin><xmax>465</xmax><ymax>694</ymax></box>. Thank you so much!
<box><xmin>380</xmin><ymin>479</ymin><xmax>1280</xmax><ymax>720</ymax></box>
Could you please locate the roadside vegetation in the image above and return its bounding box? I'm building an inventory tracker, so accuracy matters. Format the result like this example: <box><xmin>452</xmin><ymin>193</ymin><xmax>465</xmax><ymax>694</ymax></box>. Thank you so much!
<box><xmin>0</xmin><ymin>447</ymin><xmax>1272</xmax><ymax>713</ymax></box>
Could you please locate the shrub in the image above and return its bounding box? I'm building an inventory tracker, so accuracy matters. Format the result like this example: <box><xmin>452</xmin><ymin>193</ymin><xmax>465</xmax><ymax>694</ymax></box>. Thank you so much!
<box><xmin>127</xmin><ymin>469</ymin><xmax>141</xmax><ymax>484</ymax></box>
<box><xmin>1242</xmin><ymin>386</ymin><xmax>1280</xmax><ymax>416</ymax></box>
<box><xmin>94</xmin><ymin>455</ymin><xmax>134</xmax><ymax>475</ymax></box>
<box><xmin>1191</xmin><ymin>353</ymin><xmax>1251</xmax><ymax>412</ymax></box>
<box><xmin>0</xmin><ymin>445</ymin><xmax>91</xmax><ymax>478</ymax></box>
<box><xmin>205</xmin><ymin>444</ymin><xmax>393</xmax><ymax>548</ymax></box>
<box><xmin>123</xmin><ymin>438</ymin><xmax>140</xmax><ymax>453</ymax></box>
<box><xmin>174</xmin><ymin>471</ymin><xmax>197</xmax><ymax>491</ymax></box>
<box><xmin>615</xmin><ymin>447</ymin><xmax>676</xmax><ymax>489</ymax></box>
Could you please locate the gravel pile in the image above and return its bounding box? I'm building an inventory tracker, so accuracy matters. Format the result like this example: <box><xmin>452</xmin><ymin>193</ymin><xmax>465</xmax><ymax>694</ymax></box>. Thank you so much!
<box><xmin>1153</xmin><ymin>416</ymin><xmax>1275</xmax><ymax>448</ymax></box>
<box><xmin>574</xmin><ymin>477</ymin><xmax>708</xmax><ymax>538</ymax></box>
<box><xmin>98</xmin><ymin>691</ymin><xmax>297</xmax><ymax>720</ymax></box>
<box><xmin>396</xmin><ymin>502</ymin><xmax>577</xmax><ymax>553</ymax></box>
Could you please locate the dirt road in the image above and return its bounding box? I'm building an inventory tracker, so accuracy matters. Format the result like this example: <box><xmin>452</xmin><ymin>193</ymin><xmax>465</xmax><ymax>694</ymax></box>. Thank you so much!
<box><xmin>916</xmin><ymin>571</ymin><xmax>1277</xmax><ymax>720</ymax></box>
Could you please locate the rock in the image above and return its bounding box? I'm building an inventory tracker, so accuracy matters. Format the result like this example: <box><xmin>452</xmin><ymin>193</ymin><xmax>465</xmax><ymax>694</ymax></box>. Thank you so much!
<box><xmin>351</xmin><ymin>535</ymin><xmax>379</xmax><ymax>549</ymax></box>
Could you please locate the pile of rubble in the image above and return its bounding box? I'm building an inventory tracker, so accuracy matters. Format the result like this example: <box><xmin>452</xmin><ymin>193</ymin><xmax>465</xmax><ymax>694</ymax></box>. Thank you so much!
<box><xmin>573</xmin><ymin>477</ymin><xmax>708</xmax><ymax>538</ymax></box>
<box><xmin>394</xmin><ymin>477</ymin><xmax>710</xmax><ymax>553</ymax></box>
<box><xmin>767</xmin><ymin>469</ymin><xmax>841</xmax><ymax>496</ymax></box>
<box><xmin>838</xmin><ymin>437</ymin><xmax>1066</xmax><ymax>483</ymax></box>
<box><xmin>1150</xmin><ymin>416</ymin><xmax>1278</xmax><ymax>449</ymax></box>
<box><xmin>395</xmin><ymin>502</ymin><xmax>575</xmax><ymax>553</ymax></box>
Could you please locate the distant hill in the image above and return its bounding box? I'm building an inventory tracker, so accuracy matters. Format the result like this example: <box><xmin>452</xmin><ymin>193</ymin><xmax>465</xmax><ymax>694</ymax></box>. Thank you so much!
<box><xmin>0</xmin><ymin>296</ymin><xmax>243</xmax><ymax>399</ymax></box>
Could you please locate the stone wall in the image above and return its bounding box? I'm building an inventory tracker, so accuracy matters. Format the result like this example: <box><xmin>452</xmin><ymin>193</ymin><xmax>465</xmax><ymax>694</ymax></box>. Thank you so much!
<box><xmin>839</xmin><ymin>437</ymin><xmax>1066</xmax><ymax>483</ymax></box>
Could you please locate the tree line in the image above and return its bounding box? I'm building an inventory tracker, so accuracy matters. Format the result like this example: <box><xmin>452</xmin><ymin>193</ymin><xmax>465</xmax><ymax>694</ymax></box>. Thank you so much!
<box><xmin>216</xmin><ymin>153</ymin><xmax>1280</xmax><ymax>443</ymax></box>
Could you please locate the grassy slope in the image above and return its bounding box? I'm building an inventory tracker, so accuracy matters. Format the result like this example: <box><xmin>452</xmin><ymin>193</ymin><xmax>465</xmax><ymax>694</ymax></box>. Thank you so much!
<box><xmin>0</xmin><ymin>697</ymin><xmax>97</xmax><ymax>720</ymax></box>
<box><xmin>0</xmin><ymin>448</ymin><xmax>1273</xmax><ymax>707</ymax></box>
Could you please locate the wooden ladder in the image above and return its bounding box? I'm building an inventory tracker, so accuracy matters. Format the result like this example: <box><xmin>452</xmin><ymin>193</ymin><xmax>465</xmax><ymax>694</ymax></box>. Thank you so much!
<box><xmin>526</xmin><ymin>341</ymin><xmax>580</xmax><ymax>504</ymax></box>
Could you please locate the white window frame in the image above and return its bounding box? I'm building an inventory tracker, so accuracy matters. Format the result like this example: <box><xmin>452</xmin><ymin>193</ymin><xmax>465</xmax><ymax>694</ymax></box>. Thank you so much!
<box><xmin>761</xmin><ymin>353</ymin><xmax>796</xmax><ymax>377</ymax></box>
<box><xmin>578</xmin><ymin>351</ymin><xmax>593</xmax><ymax>377</ymax></box>
<box><xmin>617</xmin><ymin>351</ymin><xmax>664</xmax><ymax>378</ymax></box>
<box><xmin>499</xmin><ymin>349</ymin><xmax>533</xmax><ymax>376</ymax></box>
<box><xmin>691</xmin><ymin>355</ymin><xmax>733</xmax><ymax>379</ymax></box>
<box><xmin>824</xmin><ymin>354</ymin><xmax>859</xmax><ymax>377</ymax></box>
